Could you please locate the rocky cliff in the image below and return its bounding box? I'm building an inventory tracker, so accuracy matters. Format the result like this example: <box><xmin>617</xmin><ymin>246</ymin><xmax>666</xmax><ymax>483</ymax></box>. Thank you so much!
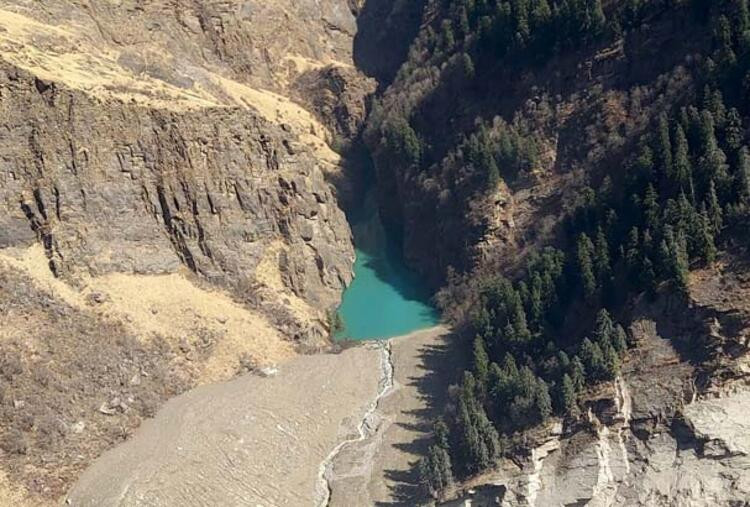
<box><xmin>0</xmin><ymin>1</ymin><xmax>377</xmax><ymax>503</ymax></box>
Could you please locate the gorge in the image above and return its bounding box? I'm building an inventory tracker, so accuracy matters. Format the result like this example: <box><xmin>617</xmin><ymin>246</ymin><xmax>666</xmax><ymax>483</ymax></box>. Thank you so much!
<box><xmin>2</xmin><ymin>1</ymin><xmax>750</xmax><ymax>507</ymax></box>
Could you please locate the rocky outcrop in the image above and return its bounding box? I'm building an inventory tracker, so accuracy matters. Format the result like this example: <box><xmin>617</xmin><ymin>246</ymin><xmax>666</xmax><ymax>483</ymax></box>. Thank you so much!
<box><xmin>0</xmin><ymin>61</ymin><xmax>353</xmax><ymax>343</ymax></box>
<box><xmin>0</xmin><ymin>0</ymin><xmax>381</xmax><ymax>344</ymax></box>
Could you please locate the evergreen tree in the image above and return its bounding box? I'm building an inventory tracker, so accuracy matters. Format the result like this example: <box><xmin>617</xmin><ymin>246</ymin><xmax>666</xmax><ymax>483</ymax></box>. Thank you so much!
<box><xmin>577</xmin><ymin>233</ymin><xmax>597</xmax><ymax>300</ymax></box>
<box><xmin>593</xmin><ymin>308</ymin><xmax>614</xmax><ymax>346</ymax></box>
<box><xmin>571</xmin><ymin>355</ymin><xmax>586</xmax><ymax>392</ymax></box>
<box><xmin>560</xmin><ymin>373</ymin><xmax>577</xmax><ymax>413</ymax></box>
<box><xmin>613</xmin><ymin>324</ymin><xmax>628</xmax><ymax>354</ymax></box>
<box><xmin>442</xmin><ymin>19</ymin><xmax>456</xmax><ymax>50</ymax></box>
<box><xmin>724</xmin><ymin>108</ymin><xmax>744</xmax><ymax>154</ymax></box>
<box><xmin>588</xmin><ymin>0</ymin><xmax>606</xmax><ymax>38</ymax></box>
<box><xmin>698</xmin><ymin>111</ymin><xmax>731</xmax><ymax>191</ymax></box>
<box><xmin>474</xmin><ymin>403</ymin><xmax>502</xmax><ymax>461</ymax></box>
<box><xmin>458</xmin><ymin>6</ymin><xmax>470</xmax><ymax>39</ymax></box>
<box><xmin>460</xmin><ymin>52</ymin><xmax>476</xmax><ymax>80</ymax></box>
<box><xmin>385</xmin><ymin>116</ymin><xmax>421</xmax><ymax>167</ymax></box>
<box><xmin>557</xmin><ymin>350</ymin><xmax>571</xmax><ymax>371</ymax></box>
<box><xmin>675</xmin><ymin>227</ymin><xmax>690</xmax><ymax>290</ymax></box>
<box><xmin>456</xmin><ymin>396</ymin><xmax>487</xmax><ymax>473</ymax></box>
<box><xmin>643</xmin><ymin>184</ymin><xmax>660</xmax><ymax>230</ymax></box>
<box><xmin>706</xmin><ymin>179</ymin><xmax>724</xmax><ymax>233</ymax></box>
<box><xmin>602</xmin><ymin>341</ymin><xmax>620</xmax><ymax>380</ymax></box>
<box><xmin>594</xmin><ymin>226</ymin><xmax>612</xmax><ymax>283</ymax></box>
<box><xmin>580</xmin><ymin>337</ymin><xmax>606</xmax><ymax>381</ymax></box>
<box><xmin>535</xmin><ymin>378</ymin><xmax>553</xmax><ymax>421</ymax></box>
<box><xmin>434</xmin><ymin>419</ymin><xmax>451</xmax><ymax>450</ymax></box>
<box><xmin>697</xmin><ymin>209</ymin><xmax>717</xmax><ymax>264</ymax></box>
<box><xmin>419</xmin><ymin>444</ymin><xmax>454</xmax><ymax>498</ymax></box>
<box><xmin>473</xmin><ymin>336</ymin><xmax>490</xmax><ymax>394</ymax></box>
<box><xmin>673</xmin><ymin>125</ymin><xmax>692</xmax><ymax>191</ymax></box>
<box><xmin>735</xmin><ymin>146</ymin><xmax>750</xmax><ymax>203</ymax></box>
<box><xmin>625</xmin><ymin>227</ymin><xmax>641</xmax><ymax>278</ymax></box>
<box><xmin>656</xmin><ymin>113</ymin><xmax>673</xmax><ymax>180</ymax></box>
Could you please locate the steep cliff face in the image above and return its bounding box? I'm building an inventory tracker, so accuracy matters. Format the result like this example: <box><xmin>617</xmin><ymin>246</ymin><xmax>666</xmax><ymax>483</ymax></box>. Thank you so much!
<box><xmin>0</xmin><ymin>62</ymin><xmax>352</xmax><ymax>344</ymax></box>
<box><xmin>0</xmin><ymin>1</ymin><xmax>376</xmax><ymax>503</ymax></box>
<box><xmin>0</xmin><ymin>1</ymin><xmax>379</xmax><ymax>341</ymax></box>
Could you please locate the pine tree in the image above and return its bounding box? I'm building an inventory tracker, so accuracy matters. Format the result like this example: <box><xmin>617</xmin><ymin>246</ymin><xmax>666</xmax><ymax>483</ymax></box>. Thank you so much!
<box><xmin>535</xmin><ymin>378</ymin><xmax>553</xmax><ymax>421</ymax></box>
<box><xmin>580</xmin><ymin>337</ymin><xmax>606</xmax><ymax>381</ymax></box>
<box><xmin>418</xmin><ymin>456</ymin><xmax>432</xmax><ymax>496</ymax></box>
<box><xmin>474</xmin><ymin>403</ymin><xmax>502</xmax><ymax>461</ymax></box>
<box><xmin>674</xmin><ymin>227</ymin><xmax>690</xmax><ymax>290</ymax></box>
<box><xmin>698</xmin><ymin>111</ymin><xmax>731</xmax><ymax>192</ymax></box>
<box><xmin>419</xmin><ymin>444</ymin><xmax>454</xmax><ymax>498</ymax></box>
<box><xmin>724</xmin><ymin>108</ymin><xmax>744</xmax><ymax>154</ymax></box>
<box><xmin>593</xmin><ymin>308</ymin><xmax>615</xmax><ymax>346</ymax></box>
<box><xmin>643</xmin><ymin>184</ymin><xmax>660</xmax><ymax>230</ymax></box>
<box><xmin>706</xmin><ymin>179</ymin><xmax>723</xmax><ymax>233</ymax></box>
<box><xmin>656</xmin><ymin>113</ymin><xmax>673</xmax><ymax>181</ymax></box>
<box><xmin>571</xmin><ymin>355</ymin><xmax>586</xmax><ymax>392</ymax></box>
<box><xmin>473</xmin><ymin>336</ymin><xmax>490</xmax><ymax>394</ymax></box>
<box><xmin>577</xmin><ymin>233</ymin><xmax>597</xmax><ymax>300</ymax></box>
<box><xmin>588</xmin><ymin>0</ymin><xmax>606</xmax><ymax>38</ymax></box>
<box><xmin>697</xmin><ymin>209</ymin><xmax>717</xmax><ymax>264</ymax></box>
<box><xmin>613</xmin><ymin>324</ymin><xmax>628</xmax><ymax>354</ymax></box>
<box><xmin>460</xmin><ymin>52</ymin><xmax>476</xmax><ymax>80</ymax></box>
<box><xmin>736</xmin><ymin>0</ymin><xmax>750</xmax><ymax>35</ymax></box>
<box><xmin>385</xmin><ymin>116</ymin><xmax>421</xmax><ymax>167</ymax></box>
<box><xmin>635</xmin><ymin>141</ymin><xmax>655</xmax><ymax>179</ymax></box>
<box><xmin>640</xmin><ymin>255</ymin><xmax>657</xmax><ymax>294</ymax></box>
<box><xmin>458</xmin><ymin>6</ymin><xmax>470</xmax><ymax>39</ymax></box>
<box><xmin>434</xmin><ymin>419</ymin><xmax>450</xmax><ymax>450</ymax></box>
<box><xmin>594</xmin><ymin>226</ymin><xmax>612</xmax><ymax>283</ymax></box>
<box><xmin>704</xmin><ymin>87</ymin><xmax>726</xmax><ymax>128</ymax></box>
<box><xmin>625</xmin><ymin>227</ymin><xmax>641</xmax><ymax>278</ymax></box>
<box><xmin>530</xmin><ymin>0</ymin><xmax>553</xmax><ymax>32</ymax></box>
<box><xmin>560</xmin><ymin>373</ymin><xmax>577</xmax><ymax>413</ymax></box>
<box><xmin>441</xmin><ymin>19</ymin><xmax>456</xmax><ymax>50</ymax></box>
<box><xmin>673</xmin><ymin>125</ymin><xmax>692</xmax><ymax>191</ymax></box>
<box><xmin>557</xmin><ymin>350</ymin><xmax>571</xmax><ymax>371</ymax></box>
<box><xmin>456</xmin><ymin>396</ymin><xmax>486</xmax><ymax>473</ymax></box>
<box><xmin>602</xmin><ymin>341</ymin><xmax>620</xmax><ymax>380</ymax></box>
<box><xmin>735</xmin><ymin>146</ymin><xmax>750</xmax><ymax>204</ymax></box>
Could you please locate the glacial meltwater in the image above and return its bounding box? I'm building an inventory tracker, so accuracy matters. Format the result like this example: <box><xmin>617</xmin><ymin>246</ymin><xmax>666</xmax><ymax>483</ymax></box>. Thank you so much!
<box><xmin>335</xmin><ymin>194</ymin><xmax>439</xmax><ymax>340</ymax></box>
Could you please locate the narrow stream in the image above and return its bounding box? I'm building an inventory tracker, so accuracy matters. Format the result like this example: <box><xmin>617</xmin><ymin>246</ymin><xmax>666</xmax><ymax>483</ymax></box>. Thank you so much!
<box><xmin>335</xmin><ymin>191</ymin><xmax>439</xmax><ymax>341</ymax></box>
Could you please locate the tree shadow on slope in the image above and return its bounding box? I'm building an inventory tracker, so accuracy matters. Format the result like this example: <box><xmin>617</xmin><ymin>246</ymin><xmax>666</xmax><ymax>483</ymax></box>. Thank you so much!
<box><xmin>376</xmin><ymin>332</ymin><xmax>470</xmax><ymax>506</ymax></box>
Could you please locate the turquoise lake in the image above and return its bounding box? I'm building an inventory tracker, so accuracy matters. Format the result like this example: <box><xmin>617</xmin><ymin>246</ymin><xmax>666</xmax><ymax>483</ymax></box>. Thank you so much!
<box><xmin>335</xmin><ymin>194</ymin><xmax>440</xmax><ymax>341</ymax></box>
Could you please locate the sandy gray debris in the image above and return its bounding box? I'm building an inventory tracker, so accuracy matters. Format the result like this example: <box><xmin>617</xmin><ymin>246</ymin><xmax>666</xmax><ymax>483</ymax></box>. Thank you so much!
<box><xmin>326</xmin><ymin>326</ymin><xmax>467</xmax><ymax>506</ymax></box>
<box><xmin>66</xmin><ymin>345</ymin><xmax>383</xmax><ymax>507</ymax></box>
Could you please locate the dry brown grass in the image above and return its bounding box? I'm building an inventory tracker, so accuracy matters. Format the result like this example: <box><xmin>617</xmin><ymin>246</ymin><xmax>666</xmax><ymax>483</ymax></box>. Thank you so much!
<box><xmin>0</xmin><ymin>7</ymin><xmax>338</xmax><ymax>165</ymax></box>
<box><xmin>0</xmin><ymin>245</ymin><xmax>294</xmax><ymax>384</ymax></box>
